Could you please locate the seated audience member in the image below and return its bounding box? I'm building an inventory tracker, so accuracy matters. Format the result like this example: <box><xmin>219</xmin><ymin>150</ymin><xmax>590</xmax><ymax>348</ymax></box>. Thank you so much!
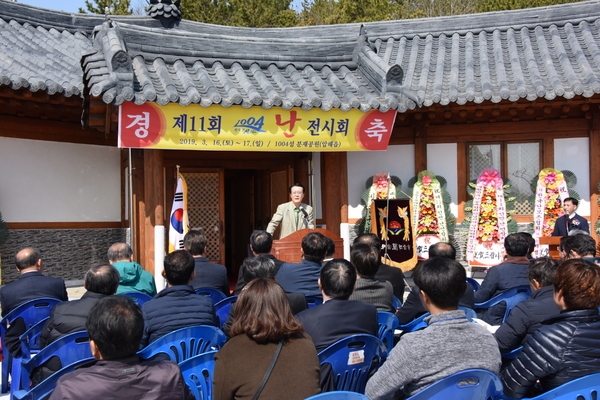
<box><xmin>234</xmin><ymin>230</ymin><xmax>284</xmax><ymax>295</ymax></box>
<box><xmin>140</xmin><ymin>250</ymin><xmax>218</xmax><ymax>348</ymax></box>
<box><xmin>49</xmin><ymin>296</ymin><xmax>193</xmax><ymax>400</ymax></box>
<box><xmin>354</xmin><ymin>233</ymin><xmax>406</xmax><ymax>300</ymax></box>
<box><xmin>108</xmin><ymin>243</ymin><xmax>157</xmax><ymax>296</ymax></box>
<box><xmin>502</xmin><ymin>259</ymin><xmax>600</xmax><ymax>399</ymax></box>
<box><xmin>184</xmin><ymin>230</ymin><xmax>230</xmax><ymax>295</ymax></box>
<box><xmin>275</xmin><ymin>232</ymin><xmax>328</xmax><ymax>296</ymax></box>
<box><xmin>322</xmin><ymin>236</ymin><xmax>335</xmax><ymax>265</ymax></box>
<box><xmin>494</xmin><ymin>258</ymin><xmax>561</xmax><ymax>354</ymax></box>
<box><xmin>348</xmin><ymin>244</ymin><xmax>394</xmax><ymax>312</ymax></box>
<box><xmin>296</xmin><ymin>259</ymin><xmax>378</xmax><ymax>352</ymax></box>
<box><xmin>517</xmin><ymin>232</ymin><xmax>536</xmax><ymax>260</ymax></box>
<box><xmin>213</xmin><ymin>278</ymin><xmax>320</xmax><ymax>399</ymax></box>
<box><xmin>31</xmin><ymin>264</ymin><xmax>120</xmax><ymax>386</ymax></box>
<box><xmin>0</xmin><ymin>247</ymin><xmax>69</xmax><ymax>356</ymax></box>
<box><xmin>475</xmin><ymin>233</ymin><xmax>531</xmax><ymax>325</ymax></box>
<box><xmin>396</xmin><ymin>242</ymin><xmax>474</xmax><ymax>324</ymax></box>
<box><xmin>223</xmin><ymin>256</ymin><xmax>306</xmax><ymax>336</ymax></box>
<box><xmin>365</xmin><ymin>257</ymin><xmax>501</xmax><ymax>400</ymax></box>
<box><xmin>562</xmin><ymin>233</ymin><xmax>600</xmax><ymax>263</ymax></box>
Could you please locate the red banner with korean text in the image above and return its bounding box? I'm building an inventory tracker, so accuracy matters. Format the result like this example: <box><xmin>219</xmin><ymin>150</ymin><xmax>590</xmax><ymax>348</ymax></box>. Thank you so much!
<box><xmin>118</xmin><ymin>102</ymin><xmax>397</xmax><ymax>152</ymax></box>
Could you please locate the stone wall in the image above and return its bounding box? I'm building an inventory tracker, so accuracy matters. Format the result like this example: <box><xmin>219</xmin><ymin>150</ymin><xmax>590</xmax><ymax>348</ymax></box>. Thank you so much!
<box><xmin>0</xmin><ymin>228</ymin><xmax>128</xmax><ymax>284</ymax></box>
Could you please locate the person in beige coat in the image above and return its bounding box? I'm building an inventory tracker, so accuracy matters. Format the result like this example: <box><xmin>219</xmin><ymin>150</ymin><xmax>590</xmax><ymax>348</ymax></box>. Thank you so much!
<box><xmin>267</xmin><ymin>183</ymin><xmax>314</xmax><ymax>239</ymax></box>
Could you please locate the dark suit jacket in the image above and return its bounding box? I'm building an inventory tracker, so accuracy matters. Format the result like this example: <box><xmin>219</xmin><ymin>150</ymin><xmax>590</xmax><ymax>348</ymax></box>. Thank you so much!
<box><xmin>295</xmin><ymin>298</ymin><xmax>378</xmax><ymax>352</ymax></box>
<box><xmin>396</xmin><ymin>284</ymin><xmax>475</xmax><ymax>325</ymax></box>
<box><xmin>189</xmin><ymin>257</ymin><xmax>230</xmax><ymax>295</ymax></box>
<box><xmin>551</xmin><ymin>213</ymin><xmax>590</xmax><ymax>236</ymax></box>
<box><xmin>275</xmin><ymin>260</ymin><xmax>322</xmax><ymax>296</ymax></box>
<box><xmin>233</xmin><ymin>254</ymin><xmax>284</xmax><ymax>295</ymax></box>
<box><xmin>0</xmin><ymin>271</ymin><xmax>68</xmax><ymax>356</ymax></box>
<box><xmin>374</xmin><ymin>264</ymin><xmax>406</xmax><ymax>300</ymax></box>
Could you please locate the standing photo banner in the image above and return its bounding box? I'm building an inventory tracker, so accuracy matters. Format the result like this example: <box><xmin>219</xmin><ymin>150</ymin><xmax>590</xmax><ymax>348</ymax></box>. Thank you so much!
<box><xmin>118</xmin><ymin>102</ymin><xmax>397</xmax><ymax>152</ymax></box>
<box><xmin>370</xmin><ymin>199</ymin><xmax>417</xmax><ymax>272</ymax></box>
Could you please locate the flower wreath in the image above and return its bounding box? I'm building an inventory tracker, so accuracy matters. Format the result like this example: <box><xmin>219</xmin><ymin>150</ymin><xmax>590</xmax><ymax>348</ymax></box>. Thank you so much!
<box><xmin>358</xmin><ymin>172</ymin><xmax>401</xmax><ymax>234</ymax></box>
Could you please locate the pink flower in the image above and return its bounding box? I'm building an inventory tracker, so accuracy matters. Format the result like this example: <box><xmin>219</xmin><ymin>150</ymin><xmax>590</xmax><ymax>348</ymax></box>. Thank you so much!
<box><xmin>422</xmin><ymin>176</ymin><xmax>432</xmax><ymax>185</ymax></box>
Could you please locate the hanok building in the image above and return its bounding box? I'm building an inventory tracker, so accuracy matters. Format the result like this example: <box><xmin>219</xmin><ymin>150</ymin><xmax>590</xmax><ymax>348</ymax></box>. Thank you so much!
<box><xmin>1</xmin><ymin>0</ymin><xmax>599</xmax><ymax>282</ymax></box>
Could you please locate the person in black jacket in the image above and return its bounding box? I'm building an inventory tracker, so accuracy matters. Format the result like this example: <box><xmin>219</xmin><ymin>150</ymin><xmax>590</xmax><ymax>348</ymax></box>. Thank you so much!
<box><xmin>31</xmin><ymin>264</ymin><xmax>120</xmax><ymax>386</ymax></box>
<box><xmin>501</xmin><ymin>259</ymin><xmax>600</xmax><ymax>399</ymax></box>
<box><xmin>140</xmin><ymin>250</ymin><xmax>218</xmax><ymax>347</ymax></box>
<box><xmin>494</xmin><ymin>258</ymin><xmax>561</xmax><ymax>354</ymax></box>
<box><xmin>233</xmin><ymin>230</ymin><xmax>284</xmax><ymax>295</ymax></box>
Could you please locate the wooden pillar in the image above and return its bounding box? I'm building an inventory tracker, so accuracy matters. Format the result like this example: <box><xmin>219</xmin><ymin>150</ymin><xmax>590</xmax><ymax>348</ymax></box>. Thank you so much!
<box><xmin>139</xmin><ymin>149</ymin><xmax>164</xmax><ymax>275</ymax></box>
<box><xmin>414</xmin><ymin>118</ymin><xmax>428</xmax><ymax>174</ymax></box>
<box><xmin>456</xmin><ymin>142</ymin><xmax>467</xmax><ymax>223</ymax></box>
<box><xmin>320</xmin><ymin>152</ymin><xmax>348</xmax><ymax>236</ymax></box>
<box><xmin>589</xmin><ymin>111</ymin><xmax>600</xmax><ymax>244</ymax></box>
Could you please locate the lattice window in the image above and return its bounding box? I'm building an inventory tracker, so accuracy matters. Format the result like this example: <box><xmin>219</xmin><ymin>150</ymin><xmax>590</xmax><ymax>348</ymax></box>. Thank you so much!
<box><xmin>183</xmin><ymin>172</ymin><xmax>221</xmax><ymax>261</ymax></box>
<box><xmin>468</xmin><ymin>142</ymin><xmax>540</xmax><ymax>215</ymax></box>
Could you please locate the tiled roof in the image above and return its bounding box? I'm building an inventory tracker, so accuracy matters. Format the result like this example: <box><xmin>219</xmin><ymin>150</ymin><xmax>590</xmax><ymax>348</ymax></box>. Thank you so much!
<box><xmin>1</xmin><ymin>0</ymin><xmax>600</xmax><ymax>113</ymax></box>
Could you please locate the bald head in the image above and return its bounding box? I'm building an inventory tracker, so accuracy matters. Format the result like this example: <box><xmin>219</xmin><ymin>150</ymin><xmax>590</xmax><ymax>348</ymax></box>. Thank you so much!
<box><xmin>428</xmin><ymin>242</ymin><xmax>456</xmax><ymax>260</ymax></box>
<box><xmin>84</xmin><ymin>264</ymin><xmax>120</xmax><ymax>295</ymax></box>
<box><xmin>107</xmin><ymin>243</ymin><xmax>133</xmax><ymax>263</ymax></box>
<box><xmin>15</xmin><ymin>247</ymin><xmax>42</xmax><ymax>271</ymax></box>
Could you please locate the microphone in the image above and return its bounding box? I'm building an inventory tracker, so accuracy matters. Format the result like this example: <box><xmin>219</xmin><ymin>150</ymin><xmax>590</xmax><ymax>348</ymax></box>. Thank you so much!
<box><xmin>299</xmin><ymin>206</ymin><xmax>309</xmax><ymax>218</ymax></box>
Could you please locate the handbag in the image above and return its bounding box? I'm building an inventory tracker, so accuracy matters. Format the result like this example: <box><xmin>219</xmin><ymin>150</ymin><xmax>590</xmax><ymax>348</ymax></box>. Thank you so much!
<box><xmin>251</xmin><ymin>340</ymin><xmax>284</xmax><ymax>400</ymax></box>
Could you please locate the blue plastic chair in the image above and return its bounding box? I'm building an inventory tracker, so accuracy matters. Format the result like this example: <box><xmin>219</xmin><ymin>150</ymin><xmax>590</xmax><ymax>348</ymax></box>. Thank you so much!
<box><xmin>306</xmin><ymin>296</ymin><xmax>324</xmax><ymax>308</ymax></box>
<box><xmin>377</xmin><ymin>311</ymin><xmax>399</xmax><ymax>354</ymax></box>
<box><xmin>405</xmin><ymin>369</ymin><xmax>503</xmax><ymax>400</ymax></box>
<box><xmin>13</xmin><ymin>356</ymin><xmax>95</xmax><ymax>400</ymax></box>
<box><xmin>458</xmin><ymin>306</ymin><xmax>477</xmax><ymax>322</ymax></box>
<box><xmin>317</xmin><ymin>334</ymin><xmax>387</xmax><ymax>393</ymax></box>
<box><xmin>501</xmin><ymin>346</ymin><xmax>523</xmax><ymax>360</ymax></box>
<box><xmin>0</xmin><ymin>298</ymin><xmax>62</xmax><ymax>393</ymax></box>
<box><xmin>138</xmin><ymin>325</ymin><xmax>226</xmax><ymax>364</ymax></box>
<box><xmin>474</xmin><ymin>285</ymin><xmax>532</xmax><ymax>323</ymax></box>
<box><xmin>178</xmin><ymin>350</ymin><xmax>217</xmax><ymax>400</ymax></box>
<box><xmin>18</xmin><ymin>316</ymin><xmax>50</xmax><ymax>359</ymax></box>
<box><xmin>398</xmin><ymin>313</ymin><xmax>429</xmax><ymax>333</ymax></box>
<box><xmin>12</xmin><ymin>330</ymin><xmax>91</xmax><ymax>398</ymax></box>
<box><xmin>467</xmin><ymin>278</ymin><xmax>481</xmax><ymax>292</ymax></box>
<box><xmin>195</xmin><ymin>288</ymin><xmax>227</xmax><ymax>304</ymax></box>
<box><xmin>306</xmin><ymin>391</ymin><xmax>370</xmax><ymax>399</ymax></box>
<box><xmin>121</xmin><ymin>291</ymin><xmax>153</xmax><ymax>305</ymax></box>
<box><xmin>214</xmin><ymin>296</ymin><xmax>238</xmax><ymax>329</ymax></box>
<box><xmin>522</xmin><ymin>372</ymin><xmax>600</xmax><ymax>400</ymax></box>
<box><xmin>392</xmin><ymin>296</ymin><xmax>402</xmax><ymax>312</ymax></box>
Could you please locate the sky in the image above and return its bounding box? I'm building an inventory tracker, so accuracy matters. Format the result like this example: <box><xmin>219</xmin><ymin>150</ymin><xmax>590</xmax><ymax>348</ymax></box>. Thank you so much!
<box><xmin>13</xmin><ymin>0</ymin><xmax>303</xmax><ymax>13</ymax></box>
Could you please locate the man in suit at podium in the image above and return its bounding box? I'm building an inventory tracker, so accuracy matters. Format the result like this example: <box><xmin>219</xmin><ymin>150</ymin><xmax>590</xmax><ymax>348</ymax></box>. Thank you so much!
<box><xmin>552</xmin><ymin>197</ymin><xmax>589</xmax><ymax>236</ymax></box>
<box><xmin>267</xmin><ymin>183</ymin><xmax>314</xmax><ymax>239</ymax></box>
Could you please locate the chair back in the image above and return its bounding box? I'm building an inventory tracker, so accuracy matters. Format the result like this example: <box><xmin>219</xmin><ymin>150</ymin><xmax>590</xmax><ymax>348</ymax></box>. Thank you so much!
<box><xmin>138</xmin><ymin>325</ymin><xmax>226</xmax><ymax>364</ymax></box>
<box><xmin>195</xmin><ymin>288</ymin><xmax>227</xmax><ymax>304</ymax></box>
<box><xmin>15</xmin><ymin>330</ymin><xmax>91</xmax><ymax>396</ymax></box>
<box><xmin>474</xmin><ymin>285</ymin><xmax>532</xmax><ymax>323</ymax></box>
<box><xmin>306</xmin><ymin>296</ymin><xmax>323</xmax><ymax>308</ymax></box>
<box><xmin>525</xmin><ymin>372</ymin><xmax>600</xmax><ymax>400</ymax></box>
<box><xmin>392</xmin><ymin>296</ymin><xmax>402</xmax><ymax>312</ymax></box>
<box><xmin>501</xmin><ymin>346</ymin><xmax>522</xmax><ymax>360</ymax></box>
<box><xmin>214</xmin><ymin>296</ymin><xmax>237</xmax><ymax>329</ymax></box>
<box><xmin>405</xmin><ymin>369</ymin><xmax>503</xmax><ymax>400</ymax></box>
<box><xmin>305</xmin><ymin>391</ymin><xmax>370</xmax><ymax>399</ymax></box>
<box><xmin>457</xmin><ymin>306</ymin><xmax>477</xmax><ymax>322</ymax></box>
<box><xmin>19</xmin><ymin>316</ymin><xmax>50</xmax><ymax>359</ymax></box>
<box><xmin>377</xmin><ymin>311</ymin><xmax>399</xmax><ymax>354</ymax></box>
<box><xmin>13</xmin><ymin>356</ymin><xmax>95</xmax><ymax>400</ymax></box>
<box><xmin>398</xmin><ymin>313</ymin><xmax>429</xmax><ymax>333</ymax></box>
<box><xmin>317</xmin><ymin>334</ymin><xmax>387</xmax><ymax>393</ymax></box>
<box><xmin>466</xmin><ymin>278</ymin><xmax>480</xmax><ymax>292</ymax></box>
<box><xmin>178</xmin><ymin>350</ymin><xmax>217</xmax><ymax>400</ymax></box>
<box><xmin>0</xmin><ymin>298</ymin><xmax>62</xmax><ymax>393</ymax></box>
<box><xmin>121</xmin><ymin>291</ymin><xmax>153</xmax><ymax>306</ymax></box>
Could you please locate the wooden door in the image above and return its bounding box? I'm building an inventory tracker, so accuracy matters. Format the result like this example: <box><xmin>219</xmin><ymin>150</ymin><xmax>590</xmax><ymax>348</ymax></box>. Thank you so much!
<box><xmin>182</xmin><ymin>169</ymin><xmax>225</xmax><ymax>265</ymax></box>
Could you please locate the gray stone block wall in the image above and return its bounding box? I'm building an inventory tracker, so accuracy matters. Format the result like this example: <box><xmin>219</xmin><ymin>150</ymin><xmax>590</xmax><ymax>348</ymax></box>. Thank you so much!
<box><xmin>0</xmin><ymin>228</ymin><xmax>128</xmax><ymax>284</ymax></box>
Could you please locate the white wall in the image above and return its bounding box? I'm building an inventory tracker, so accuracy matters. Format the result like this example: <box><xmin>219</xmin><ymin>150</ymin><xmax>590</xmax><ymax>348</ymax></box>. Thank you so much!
<box><xmin>554</xmin><ymin>137</ymin><xmax>590</xmax><ymax>216</ymax></box>
<box><xmin>311</xmin><ymin>152</ymin><xmax>322</xmax><ymax>220</ymax></box>
<box><xmin>427</xmin><ymin>143</ymin><xmax>458</xmax><ymax>217</ymax></box>
<box><xmin>0</xmin><ymin>137</ymin><xmax>121</xmax><ymax>222</ymax></box>
<box><xmin>347</xmin><ymin>145</ymin><xmax>415</xmax><ymax>219</ymax></box>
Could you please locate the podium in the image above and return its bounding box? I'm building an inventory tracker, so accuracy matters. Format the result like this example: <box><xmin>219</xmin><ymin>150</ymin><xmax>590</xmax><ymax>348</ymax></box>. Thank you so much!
<box><xmin>271</xmin><ymin>228</ymin><xmax>344</xmax><ymax>263</ymax></box>
<box><xmin>539</xmin><ymin>236</ymin><xmax>562</xmax><ymax>259</ymax></box>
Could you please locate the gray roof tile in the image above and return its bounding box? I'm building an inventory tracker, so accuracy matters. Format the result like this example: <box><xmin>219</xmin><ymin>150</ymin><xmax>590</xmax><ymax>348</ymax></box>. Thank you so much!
<box><xmin>1</xmin><ymin>0</ymin><xmax>600</xmax><ymax>113</ymax></box>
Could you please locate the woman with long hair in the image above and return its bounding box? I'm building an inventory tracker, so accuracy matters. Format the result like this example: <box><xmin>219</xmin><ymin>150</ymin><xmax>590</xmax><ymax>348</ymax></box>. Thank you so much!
<box><xmin>213</xmin><ymin>278</ymin><xmax>320</xmax><ymax>399</ymax></box>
